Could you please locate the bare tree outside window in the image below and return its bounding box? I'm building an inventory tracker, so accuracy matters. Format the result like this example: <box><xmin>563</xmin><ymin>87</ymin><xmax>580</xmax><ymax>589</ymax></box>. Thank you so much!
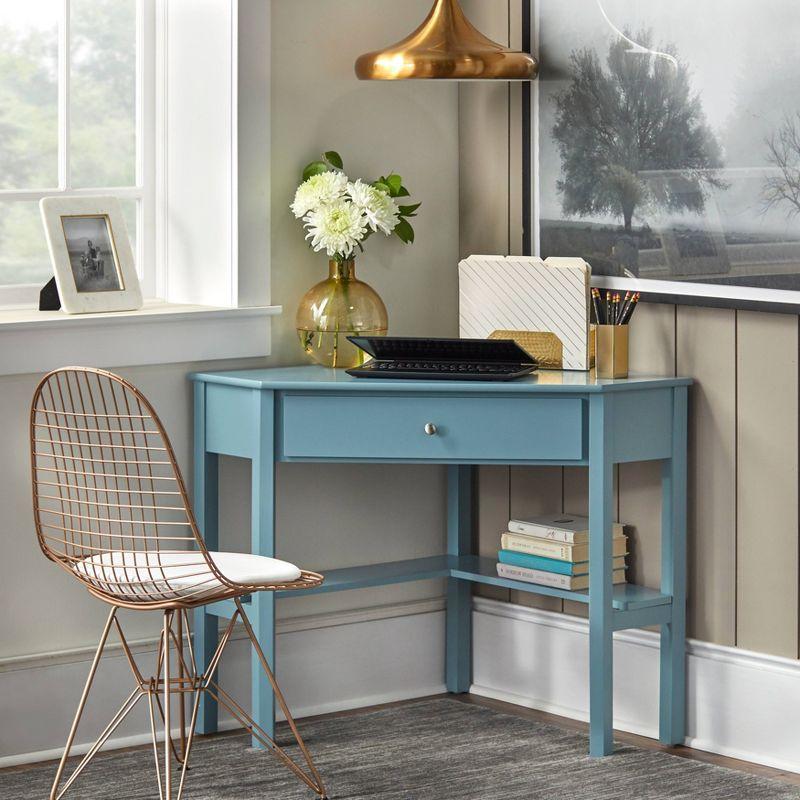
<box><xmin>763</xmin><ymin>113</ymin><xmax>800</xmax><ymax>219</ymax></box>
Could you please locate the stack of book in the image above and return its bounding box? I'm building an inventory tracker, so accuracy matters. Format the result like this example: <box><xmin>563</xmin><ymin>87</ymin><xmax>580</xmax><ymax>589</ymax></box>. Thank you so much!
<box><xmin>496</xmin><ymin>513</ymin><xmax>628</xmax><ymax>591</ymax></box>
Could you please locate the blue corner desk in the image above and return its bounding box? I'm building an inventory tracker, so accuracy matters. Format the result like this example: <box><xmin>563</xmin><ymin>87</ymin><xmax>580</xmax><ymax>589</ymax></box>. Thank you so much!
<box><xmin>190</xmin><ymin>365</ymin><xmax>690</xmax><ymax>757</ymax></box>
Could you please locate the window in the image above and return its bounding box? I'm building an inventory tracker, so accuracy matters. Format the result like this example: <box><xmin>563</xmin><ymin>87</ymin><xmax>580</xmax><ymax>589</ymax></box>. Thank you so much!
<box><xmin>0</xmin><ymin>0</ymin><xmax>154</xmax><ymax>305</ymax></box>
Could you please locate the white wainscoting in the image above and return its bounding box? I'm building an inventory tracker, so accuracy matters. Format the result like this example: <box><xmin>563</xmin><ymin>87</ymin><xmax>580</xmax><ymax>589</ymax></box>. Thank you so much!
<box><xmin>0</xmin><ymin>600</ymin><xmax>445</xmax><ymax>769</ymax></box>
<box><xmin>472</xmin><ymin>597</ymin><xmax>800</xmax><ymax>774</ymax></box>
<box><xmin>4</xmin><ymin>596</ymin><xmax>799</xmax><ymax>774</ymax></box>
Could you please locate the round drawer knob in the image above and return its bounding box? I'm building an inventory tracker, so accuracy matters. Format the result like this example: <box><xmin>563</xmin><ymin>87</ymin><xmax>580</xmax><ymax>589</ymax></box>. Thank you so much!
<box><xmin>424</xmin><ymin>422</ymin><xmax>438</xmax><ymax>436</ymax></box>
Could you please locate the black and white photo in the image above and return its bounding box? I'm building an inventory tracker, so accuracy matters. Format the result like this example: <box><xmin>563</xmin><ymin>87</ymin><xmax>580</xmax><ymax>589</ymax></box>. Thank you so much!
<box><xmin>61</xmin><ymin>215</ymin><xmax>123</xmax><ymax>294</ymax></box>
<box><xmin>533</xmin><ymin>0</ymin><xmax>800</xmax><ymax>308</ymax></box>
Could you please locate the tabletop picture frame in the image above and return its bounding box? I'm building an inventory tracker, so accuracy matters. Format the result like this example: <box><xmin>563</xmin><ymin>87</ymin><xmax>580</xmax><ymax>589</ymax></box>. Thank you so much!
<box><xmin>39</xmin><ymin>196</ymin><xmax>143</xmax><ymax>314</ymax></box>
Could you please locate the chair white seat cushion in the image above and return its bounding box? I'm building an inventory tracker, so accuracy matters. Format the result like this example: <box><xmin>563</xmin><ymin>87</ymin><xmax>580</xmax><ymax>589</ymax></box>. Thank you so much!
<box><xmin>73</xmin><ymin>550</ymin><xmax>302</xmax><ymax>600</ymax></box>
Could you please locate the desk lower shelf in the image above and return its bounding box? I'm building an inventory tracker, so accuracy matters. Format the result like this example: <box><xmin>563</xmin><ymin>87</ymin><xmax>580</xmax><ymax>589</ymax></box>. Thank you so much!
<box><xmin>205</xmin><ymin>555</ymin><xmax>672</xmax><ymax>621</ymax></box>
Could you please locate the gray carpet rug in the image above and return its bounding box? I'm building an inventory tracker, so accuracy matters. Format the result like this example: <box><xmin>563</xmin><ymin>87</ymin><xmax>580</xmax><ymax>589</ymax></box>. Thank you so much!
<box><xmin>2</xmin><ymin>698</ymin><xmax>798</xmax><ymax>799</ymax></box>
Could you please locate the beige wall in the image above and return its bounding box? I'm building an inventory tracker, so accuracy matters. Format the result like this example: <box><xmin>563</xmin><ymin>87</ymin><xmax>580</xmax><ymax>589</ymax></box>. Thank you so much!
<box><xmin>266</xmin><ymin>0</ymin><xmax>459</xmax><ymax>618</ymax></box>
<box><xmin>463</xmin><ymin>0</ymin><xmax>800</xmax><ymax>660</ymax></box>
<box><xmin>269</xmin><ymin>0</ymin><xmax>460</xmax><ymax>358</ymax></box>
<box><xmin>0</xmin><ymin>360</ymin><xmax>261</xmax><ymax>658</ymax></box>
<box><xmin>0</xmin><ymin>0</ymin><xmax>459</xmax><ymax>661</ymax></box>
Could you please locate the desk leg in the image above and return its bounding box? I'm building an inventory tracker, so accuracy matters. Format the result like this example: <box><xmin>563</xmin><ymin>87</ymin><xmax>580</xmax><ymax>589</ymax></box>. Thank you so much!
<box><xmin>446</xmin><ymin>465</ymin><xmax>473</xmax><ymax>693</ymax></box>
<box><xmin>659</xmin><ymin>386</ymin><xmax>688</xmax><ymax>745</ymax></box>
<box><xmin>588</xmin><ymin>395</ymin><xmax>614</xmax><ymax>757</ymax></box>
<box><xmin>250</xmin><ymin>390</ymin><xmax>276</xmax><ymax>746</ymax></box>
<box><xmin>193</xmin><ymin>383</ymin><xmax>219</xmax><ymax>735</ymax></box>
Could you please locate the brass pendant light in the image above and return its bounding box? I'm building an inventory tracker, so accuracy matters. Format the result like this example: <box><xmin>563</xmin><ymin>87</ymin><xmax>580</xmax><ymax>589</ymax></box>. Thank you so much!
<box><xmin>355</xmin><ymin>0</ymin><xmax>538</xmax><ymax>81</ymax></box>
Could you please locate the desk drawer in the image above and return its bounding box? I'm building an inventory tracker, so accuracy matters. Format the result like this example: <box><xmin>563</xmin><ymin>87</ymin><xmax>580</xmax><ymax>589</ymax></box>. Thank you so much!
<box><xmin>281</xmin><ymin>394</ymin><xmax>585</xmax><ymax>461</ymax></box>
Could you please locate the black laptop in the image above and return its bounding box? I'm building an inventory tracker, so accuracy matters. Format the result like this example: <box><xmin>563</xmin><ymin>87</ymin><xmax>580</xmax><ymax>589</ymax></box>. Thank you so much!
<box><xmin>346</xmin><ymin>336</ymin><xmax>538</xmax><ymax>381</ymax></box>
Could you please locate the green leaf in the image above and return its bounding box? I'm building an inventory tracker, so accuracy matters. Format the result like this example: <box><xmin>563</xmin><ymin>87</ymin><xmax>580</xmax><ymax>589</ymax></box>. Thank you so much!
<box><xmin>385</xmin><ymin>174</ymin><xmax>403</xmax><ymax>195</ymax></box>
<box><xmin>302</xmin><ymin>161</ymin><xmax>328</xmax><ymax>182</ymax></box>
<box><xmin>396</xmin><ymin>185</ymin><xmax>411</xmax><ymax>197</ymax></box>
<box><xmin>324</xmin><ymin>151</ymin><xmax>343</xmax><ymax>169</ymax></box>
<box><xmin>394</xmin><ymin>218</ymin><xmax>415</xmax><ymax>244</ymax></box>
<box><xmin>399</xmin><ymin>203</ymin><xmax>421</xmax><ymax>217</ymax></box>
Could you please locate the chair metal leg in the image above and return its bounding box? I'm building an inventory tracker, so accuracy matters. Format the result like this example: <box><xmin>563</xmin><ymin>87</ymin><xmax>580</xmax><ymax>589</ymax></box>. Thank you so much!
<box><xmin>151</xmin><ymin>620</ymin><xmax>185</xmax><ymax>767</ymax></box>
<box><xmin>56</xmin><ymin>688</ymin><xmax>143</xmax><ymax>799</ymax></box>
<box><xmin>51</xmin><ymin>603</ymin><xmax>326</xmax><ymax>800</ymax></box>
<box><xmin>49</xmin><ymin>608</ymin><xmax>118</xmax><ymax>800</ymax></box>
<box><xmin>233</xmin><ymin>598</ymin><xmax>327</xmax><ymax>798</ymax></box>
<box><xmin>147</xmin><ymin>686</ymin><xmax>166</xmax><ymax>800</ymax></box>
<box><xmin>176</xmin><ymin>612</ymin><xmax>239</xmax><ymax>800</ymax></box>
<box><xmin>151</xmin><ymin>610</ymin><xmax>192</xmax><ymax>800</ymax></box>
<box><xmin>175</xmin><ymin>611</ymin><xmax>187</xmax><ymax>761</ymax></box>
<box><xmin>176</xmin><ymin>675</ymin><xmax>204</xmax><ymax>799</ymax></box>
<box><xmin>163</xmin><ymin>611</ymin><xmax>173</xmax><ymax>800</ymax></box>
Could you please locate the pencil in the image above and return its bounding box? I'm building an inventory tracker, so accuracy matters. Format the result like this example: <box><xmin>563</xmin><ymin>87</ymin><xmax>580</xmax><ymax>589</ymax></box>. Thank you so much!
<box><xmin>630</xmin><ymin>293</ymin><xmax>641</xmax><ymax>323</ymax></box>
<box><xmin>620</xmin><ymin>294</ymin><xmax>631</xmax><ymax>325</ymax></box>
<box><xmin>617</xmin><ymin>291</ymin><xmax>632</xmax><ymax>324</ymax></box>
<box><xmin>591</xmin><ymin>288</ymin><xmax>603</xmax><ymax>325</ymax></box>
<box><xmin>621</xmin><ymin>293</ymin><xmax>640</xmax><ymax>325</ymax></box>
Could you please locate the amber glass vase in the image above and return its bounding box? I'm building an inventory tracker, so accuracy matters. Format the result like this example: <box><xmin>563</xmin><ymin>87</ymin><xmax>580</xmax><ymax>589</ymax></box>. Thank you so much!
<box><xmin>296</xmin><ymin>258</ymin><xmax>388</xmax><ymax>368</ymax></box>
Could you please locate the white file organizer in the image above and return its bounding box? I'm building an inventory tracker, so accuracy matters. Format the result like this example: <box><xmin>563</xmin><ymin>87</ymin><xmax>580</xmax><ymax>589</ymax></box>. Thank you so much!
<box><xmin>459</xmin><ymin>255</ymin><xmax>592</xmax><ymax>371</ymax></box>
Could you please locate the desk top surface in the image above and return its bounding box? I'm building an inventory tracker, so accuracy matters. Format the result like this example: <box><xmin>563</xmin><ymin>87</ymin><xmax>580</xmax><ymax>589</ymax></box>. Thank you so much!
<box><xmin>191</xmin><ymin>365</ymin><xmax>691</xmax><ymax>394</ymax></box>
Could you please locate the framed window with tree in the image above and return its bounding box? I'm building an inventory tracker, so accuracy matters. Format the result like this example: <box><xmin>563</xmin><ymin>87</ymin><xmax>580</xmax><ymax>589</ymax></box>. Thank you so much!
<box><xmin>526</xmin><ymin>0</ymin><xmax>800</xmax><ymax>311</ymax></box>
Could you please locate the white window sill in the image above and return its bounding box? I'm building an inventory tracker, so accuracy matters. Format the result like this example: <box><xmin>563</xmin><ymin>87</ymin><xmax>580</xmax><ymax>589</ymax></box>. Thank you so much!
<box><xmin>0</xmin><ymin>300</ymin><xmax>281</xmax><ymax>377</ymax></box>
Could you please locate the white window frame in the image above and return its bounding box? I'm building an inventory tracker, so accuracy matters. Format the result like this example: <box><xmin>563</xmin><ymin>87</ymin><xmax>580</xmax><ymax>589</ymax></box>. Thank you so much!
<box><xmin>0</xmin><ymin>0</ymin><xmax>156</xmax><ymax>306</ymax></box>
<box><xmin>0</xmin><ymin>0</ymin><xmax>278</xmax><ymax>376</ymax></box>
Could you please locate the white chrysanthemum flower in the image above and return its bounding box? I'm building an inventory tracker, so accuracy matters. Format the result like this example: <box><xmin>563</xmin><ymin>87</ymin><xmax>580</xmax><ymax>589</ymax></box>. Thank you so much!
<box><xmin>347</xmin><ymin>179</ymin><xmax>375</xmax><ymax>210</ymax></box>
<box><xmin>347</xmin><ymin>179</ymin><xmax>401</xmax><ymax>236</ymax></box>
<box><xmin>290</xmin><ymin>171</ymin><xmax>348</xmax><ymax>218</ymax></box>
<box><xmin>368</xmin><ymin>188</ymin><xmax>401</xmax><ymax>235</ymax></box>
<box><xmin>303</xmin><ymin>199</ymin><xmax>367</xmax><ymax>257</ymax></box>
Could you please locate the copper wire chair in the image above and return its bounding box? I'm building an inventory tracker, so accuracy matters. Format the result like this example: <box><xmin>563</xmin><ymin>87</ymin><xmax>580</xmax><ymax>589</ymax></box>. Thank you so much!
<box><xmin>30</xmin><ymin>367</ymin><xmax>327</xmax><ymax>800</ymax></box>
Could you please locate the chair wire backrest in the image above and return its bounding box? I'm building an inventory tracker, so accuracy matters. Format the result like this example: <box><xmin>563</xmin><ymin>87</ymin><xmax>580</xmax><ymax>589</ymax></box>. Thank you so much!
<box><xmin>30</xmin><ymin>367</ymin><xmax>227</xmax><ymax>607</ymax></box>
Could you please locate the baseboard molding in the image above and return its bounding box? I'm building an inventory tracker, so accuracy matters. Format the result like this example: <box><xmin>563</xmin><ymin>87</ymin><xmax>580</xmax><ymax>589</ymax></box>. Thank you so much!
<box><xmin>0</xmin><ymin>599</ymin><xmax>446</xmax><ymax>769</ymax></box>
<box><xmin>471</xmin><ymin>597</ymin><xmax>800</xmax><ymax>775</ymax></box>
<box><xmin>0</xmin><ymin>597</ymin><xmax>445</xmax><ymax>675</ymax></box>
<box><xmin>5</xmin><ymin>595</ymin><xmax>798</xmax><ymax>775</ymax></box>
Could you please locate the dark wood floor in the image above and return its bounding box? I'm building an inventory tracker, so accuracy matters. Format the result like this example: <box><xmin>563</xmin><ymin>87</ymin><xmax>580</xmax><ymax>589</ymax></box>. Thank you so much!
<box><xmin>3</xmin><ymin>693</ymin><xmax>799</xmax><ymax>788</ymax></box>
